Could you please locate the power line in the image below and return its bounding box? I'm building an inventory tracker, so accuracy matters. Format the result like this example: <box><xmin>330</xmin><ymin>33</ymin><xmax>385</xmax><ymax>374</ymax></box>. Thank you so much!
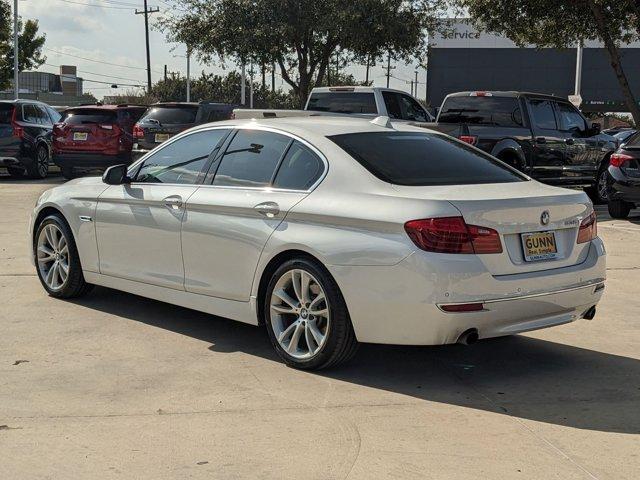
<box><xmin>44</xmin><ymin>47</ymin><xmax>163</xmax><ymax>74</ymax></box>
<box><xmin>51</xmin><ymin>0</ymin><xmax>136</xmax><ymax>10</ymax></box>
<box><xmin>44</xmin><ymin>62</ymin><xmax>145</xmax><ymax>83</ymax></box>
<box><xmin>135</xmin><ymin>0</ymin><xmax>160</xmax><ymax>91</ymax></box>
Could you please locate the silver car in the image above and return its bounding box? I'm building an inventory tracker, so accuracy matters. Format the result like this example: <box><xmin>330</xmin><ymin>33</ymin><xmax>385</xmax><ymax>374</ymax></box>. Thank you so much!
<box><xmin>29</xmin><ymin>117</ymin><xmax>606</xmax><ymax>369</ymax></box>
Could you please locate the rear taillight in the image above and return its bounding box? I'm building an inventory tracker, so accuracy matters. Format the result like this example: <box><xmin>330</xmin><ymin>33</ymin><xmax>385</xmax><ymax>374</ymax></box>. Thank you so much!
<box><xmin>577</xmin><ymin>211</ymin><xmax>597</xmax><ymax>244</ymax></box>
<box><xmin>133</xmin><ymin>123</ymin><xmax>144</xmax><ymax>138</ymax></box>
<box><xmin>404</xmin><ymin>217</ymin><xmax>502</xmax><ymax>254</ymax></box>
<box><xmin>458</xmin><ymin>135</ymin><xmax>477</xmax><ymax>145</ymax></box>
<box><xmin>610</xmin><ymin>153</ymin><xmax>634</xmax><ymax>168</ymax></box>
<box><xmin>11</xmin><ymin>107</ymin><xmax>23</xmax><ymax>139</ymax></box>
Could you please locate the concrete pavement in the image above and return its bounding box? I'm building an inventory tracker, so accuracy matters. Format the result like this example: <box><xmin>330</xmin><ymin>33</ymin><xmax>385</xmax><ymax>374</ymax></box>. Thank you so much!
<box><xmin>1</xmin><ymin>174</ymin><xmax>639</xmax><ymax>479</ymax></box>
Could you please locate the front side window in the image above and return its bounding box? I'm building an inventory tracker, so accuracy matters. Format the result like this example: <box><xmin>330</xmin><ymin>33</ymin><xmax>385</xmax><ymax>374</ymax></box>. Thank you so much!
<box><xmin>307</xmin><ymin>92</ymin><xmax>377</xmax><ymax>114</ymax></box>
<box><xmin>556</xmin><ymin>103</ymin><xmax>586</xmax><ymax>133</ymax></box>
<box><xmin>212</xmin><ymin>129</ymin><xmax>290</xmax><ymax>188</ymax></box>
<box><xmin>134</xmin><ymin>129</ymin><xmax>228</xmax><ymax>184</ymax></box>
<box><xmin>273</xmin><ymin>141</ymin><xmax>324</xmax><ymax>190</ymax></box>
<box><xmin>529</xmin><ymin>99</ymin><xmax>557</xmax><ymax>130</ymax></box>
<box><xmin>398</xmin><ymin>94</ymin><xmax>429</xmax><ymax>122</ymax></box>
<box><xmin>329</xmin><ymin>131</ymin><xmax>526</xmax><ymax>186</ymax></box>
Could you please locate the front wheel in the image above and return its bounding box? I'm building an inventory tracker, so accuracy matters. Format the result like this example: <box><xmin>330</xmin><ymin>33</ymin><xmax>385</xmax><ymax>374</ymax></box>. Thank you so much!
<box><xmin>264</xmin><ymin>258</ymin><xmax>358</xmax><ymax>370</ymax></box>
<box><xmin>34</xmin><ymin>214</ymin><xmax>93</xmax><ymax>298</ymax></box>
<box><xmin>608</xmin><ymin>199</ymin><xmax>633</xmax><ymax>219</ymax></box>
<box><xmin>592</xmin><ymin>162</ymin><xmax>610</xmax><ymax>204</ymax></box>
<box><xmin>26</xmin><ymin>145</ymin><xmax>49</xmax><ymax>179</ymax></box>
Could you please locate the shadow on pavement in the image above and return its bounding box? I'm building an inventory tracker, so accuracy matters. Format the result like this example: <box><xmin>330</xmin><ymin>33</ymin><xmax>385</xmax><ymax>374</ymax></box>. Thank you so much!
<box><xmin>74</xmin><ymin>285</ymin><xmax>640</xmax><ymax>435</ymax></box>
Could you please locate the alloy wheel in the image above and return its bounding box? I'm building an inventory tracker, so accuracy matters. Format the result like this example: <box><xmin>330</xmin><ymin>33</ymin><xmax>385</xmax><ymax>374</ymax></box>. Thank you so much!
<box><xmin>36</xmin><ymin>224</ymin><xmax>69</xmax><ymax>291</ymax></box>
<box><xmin>597</xmin><ymin>169</ymin><xmax>608</xmax><ymax>202</ymax></box>
<box><xmin>37</xmin><ymin>147</ymin><xmax>49</xmax><ymax>177</ymax></box>
<box><xmin>270</xmin><ymin>269</ymin><xmax>330</xmax><ymax>360</ymax></box>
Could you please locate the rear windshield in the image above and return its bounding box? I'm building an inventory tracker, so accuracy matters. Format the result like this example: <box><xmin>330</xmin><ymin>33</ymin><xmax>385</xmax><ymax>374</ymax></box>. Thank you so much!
<box><xmin>140</xmin><ymin>105</ymin><xmax>198</xmax><ymax>124</ymax></box>
<box><xmin>0</xmin><ymin>104</ymin><xmax>14</xmax><ymax>124</ymax></box>
<box><xmin>62</xmin><ymin>109</ymin><xmax>117</xmax><ymax>125</ymax></box>
<box><xmin>307</xmin><ymin>92</ymin><xmax>377</xmax><ymax>114</ymax></box>
<box><xmin>329</xmin><ymin>131</ymin><xmax>526</xmax><ymax>186</ymax></box>
<box><xmin>438</xmin><ymin>96</ymin><xmax>524</xmax><ymax>127</ymax></box>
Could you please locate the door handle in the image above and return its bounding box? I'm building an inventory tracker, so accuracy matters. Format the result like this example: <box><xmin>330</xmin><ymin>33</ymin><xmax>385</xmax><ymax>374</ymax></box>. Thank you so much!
<box><xmin>254</xmin><ymin>201</ymin><xmax>280</xmax><ymax>218</ymax></box>
<box><xmin>163</xmin><ymin>196</ymin><xmax>183</xmax><ymax>210</ymax></box>
<box><xmin>565</xmin><ymin>138</ymin><xmax>575</xmax><ymax>145</ymax></box>
<box><xmin>536</xmin><ymin>137</ymin><xmax>547</xmax><ymax>144</ymax></box>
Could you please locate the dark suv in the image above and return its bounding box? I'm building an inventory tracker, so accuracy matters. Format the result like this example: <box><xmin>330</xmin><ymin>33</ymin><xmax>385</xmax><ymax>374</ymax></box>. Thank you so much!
<box><xmin>52</xmin><ymin>104</ymin><xmax>146</xmax><ymax>179</ymax></box>
<box><xmin>0</xmin><ymin>100</ymin><xmax>61</xmax><ymax>179</ymax></box>
<box><xmin>132</xmin><ymin>101</ymin><xmax>235</xmax><ymax>159</ymax></box>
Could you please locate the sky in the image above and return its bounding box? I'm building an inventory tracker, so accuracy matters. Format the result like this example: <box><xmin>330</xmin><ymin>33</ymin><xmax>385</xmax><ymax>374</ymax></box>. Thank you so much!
<box><xmin>19</xmin><ymin>0</ymin><xmax>427</xmax><ymax>99</ymax></box>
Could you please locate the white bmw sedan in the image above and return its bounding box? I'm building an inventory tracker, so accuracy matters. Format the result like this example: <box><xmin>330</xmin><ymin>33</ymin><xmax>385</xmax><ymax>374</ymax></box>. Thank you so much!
<box><xmin>30</xmin><ymin>117</ymin><xmax>606</xmax><ymax>369</ymax></box>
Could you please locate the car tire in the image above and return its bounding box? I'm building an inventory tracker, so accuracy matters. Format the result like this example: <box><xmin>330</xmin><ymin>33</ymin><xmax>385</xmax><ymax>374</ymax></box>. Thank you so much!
<box><xmin>589</xmin><ymin>161</ymin><xmax>610</xmax><ymax>204</ymax></box>
<box><xmin>7</xmin><ymin>166</ymin><xmax>25</xmax><ymax>178</ymax></box>
<box><xmin>608</xmin><ymin>199</ymin><xmax>632</xmax><ymax>219</ymax></box>
<box><xmin>26</xmin><ymin>145</ymin><xmax>49</xmax><ymax>179</ymax></box>
<box><xmin>34</xmin><ymin>214</ymin><xmax>93</xmax><ymax>299</ymax></box>
<box><xmin>264</xmin><ymin>258</ymin><xmax>359</xmax><ymax>370</ymax></box>
<box><xmin>61</xmin><ymin>167</ymin><xmax>77</xmax><ymax>180</ymax></box>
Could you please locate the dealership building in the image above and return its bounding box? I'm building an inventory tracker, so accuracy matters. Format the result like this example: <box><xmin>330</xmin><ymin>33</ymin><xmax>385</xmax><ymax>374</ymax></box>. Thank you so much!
<box><xmin>427</xmin><ymin>20</ymin><xmax>640</xmax><ymax>113</ymax></box>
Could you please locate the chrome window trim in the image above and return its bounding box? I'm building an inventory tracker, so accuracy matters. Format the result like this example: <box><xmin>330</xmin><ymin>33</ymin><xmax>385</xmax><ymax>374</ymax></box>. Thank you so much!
<box><xmin>127</xmin><ymin>123</ymin><xmax>329</xmax><ymax>194</ymax></box>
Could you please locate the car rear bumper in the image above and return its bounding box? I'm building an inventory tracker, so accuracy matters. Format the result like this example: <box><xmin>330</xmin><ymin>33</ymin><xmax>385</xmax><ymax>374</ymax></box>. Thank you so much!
<box><xmin>329</xmin><ymin>237</ymin><xmax>606</xmax><ymax>345</ymax></box>
<box><xmin>607</xmin><ymin>167</ymin><xmax>640</xmax><ymax>203</ymax></box>
<box><xmin>53</xmin><ymin>152</ymin><xmax>132</xmax><ymax>170</ymax></box>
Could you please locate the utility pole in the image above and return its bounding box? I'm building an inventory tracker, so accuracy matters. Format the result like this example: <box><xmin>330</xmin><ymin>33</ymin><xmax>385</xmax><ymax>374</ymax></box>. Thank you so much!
<box><xmin>13</xmin><ymin>0</ymin><xmax>18</xmax><ymax>99</ymax></box>
<box><xmin>249</xmin><ymin>63</ymin><xmax>254</xmax><ymax>109</ymax></box>
<box><xmin>575</xmin><ymin>40</ymin><xmax>583</xmax><ymax>97</ymax></box>
<box><xmin>414</xmin><ymin>70</ymin><xmax>418</xmax><ymax>97</ymax></box>
<box><xmin>271</xmin><ymin>62</ymin><xmax>275</xmax><ymax>92</ymax></box>
<box><xmin>164</xmin><ymin>65</ymin><xmax>167</xmax><ymax>82</ymax></box>
<box><xmin>410</xmin><ymin>81</ymin><xmax>414</xmax><ymax>97</ymax></box>
<box><xmin>135</xmin><ymin>0</ymin><xmax>160</xmax><ymax>92</ymax></box>
<box><xmin>383</xmin><ymin>52</ymin><xmax>395</xmax><ymax>88</ymax></box>
<box><xmin>241</xmin><ymin>63</ymin><xmax>246</xmax><ymax>105</ymax></box>
<box><xmin>365</xmin><ymin>55</ymin><xmax>370</xmax><ymax>84</ymax></box>
<box><xmin>186</xmin><ymin>48</ymin><xmax>191</xmax><ymax>102</ymax></box>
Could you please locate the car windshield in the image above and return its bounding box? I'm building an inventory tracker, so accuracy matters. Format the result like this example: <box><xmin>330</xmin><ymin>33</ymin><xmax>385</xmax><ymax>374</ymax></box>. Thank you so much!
<box><xmin>329</xmin><ymin>131</ymin><xmax>526</xmax><ymax>186</ymax></box>
<box><xmin>0</xmin><ymin>104</ymin><xmax>14</xmax><ymax>124</ymax></box>
<box><xmin>140</xmin><ymin>105</ymin><xmax>198</xmax><ymax>124</ymax></box>
<box><xmin>438</xmin><ymin>96</ymin><xmax>523</xmax><ymax>127</ymax></box>
<box><xmin>62</xmin><ymin>109</ymin><xmax>117</xmax><ymax>125</ymax></box>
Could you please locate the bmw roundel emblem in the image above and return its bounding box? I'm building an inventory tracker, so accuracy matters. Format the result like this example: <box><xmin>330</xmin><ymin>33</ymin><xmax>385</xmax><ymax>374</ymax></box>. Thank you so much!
<box><xmin>541</xmin><ymin>210</ymin><xmax>550</xmax><ymax>226</ymax></box>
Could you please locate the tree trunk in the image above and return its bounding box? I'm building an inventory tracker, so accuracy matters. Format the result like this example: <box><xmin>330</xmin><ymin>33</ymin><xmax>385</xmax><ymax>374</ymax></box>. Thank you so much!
<box><xmin>588</xmin><ymin>1</ymin><xmax>640</xmax><ymax>125</ymax></box>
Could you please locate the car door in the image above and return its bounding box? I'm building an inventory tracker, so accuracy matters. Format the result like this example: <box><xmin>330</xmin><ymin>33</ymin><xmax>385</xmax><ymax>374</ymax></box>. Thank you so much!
<box><xmin>95</xmin><ymin>128</ymin><xmax>229</xmax><ymax>289</ymax></box>
<box><xmin>182</xmin><ymin>128</ymin><xmax>326</xmax><ymax>301</ymax></box>
<box><xmin>553</xmin><ymin>101</ymin><xmax>597</xmax><ymax>183</ymax></box>
<box><xmin>527</xmin><ymin>98</ymin><xmax>566</xmax><ymax>183</ymax></box>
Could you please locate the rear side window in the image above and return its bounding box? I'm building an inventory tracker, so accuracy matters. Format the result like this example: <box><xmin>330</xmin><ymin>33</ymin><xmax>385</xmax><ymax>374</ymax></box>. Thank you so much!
<box><xmin>0</xmin><ymin>104</ymin><xmax>14</xmax><ymax>124</ymax></box>
<box><xmin>212</xmin><ymin>129</ymin><xmax>290</xmax><ymax>188</ymax></box>
<box><xmin>273</xmin><ymin>141</ymin><xmax>324</xmax><ymax>190</ymax></box>
<box><xmin>134</xmin><ymin>129</ymin><xmax>228</xmax><ymax>184</ymax></box>
<box><xmin>63</xmin><ymin>109</ymin><xmax>117</xmax><ymax>125</ymax></box>
<box><xmin>329</xmin><ymin>132</ymin><xmax>525</xmax><ymax>186</ymax></box>
<box><xmin>438</xmin><ymin>96</ymin><xmax>523</xmax><ymax>127</ymax></box>
<box><xmin>23</xmin><ymin>104</ymin><xmax>49</xmax><ymax>124</ymax></box>
<box><xmin>46</xmin><ymin>106</ymin><xmax>62</xmax><ymax>123</ymax></box>
<box><xmin>307</xmin><ymin>92</ymin><xmax>377</xmax><ymax>114</ymax></box>
<box><xmin>140</xmin><ymin>105</ymin><xmax>198</xmax><ymax>124</ymax></box>
<box><xmin>529</xmin><ymin>99</ymin><xmax>557</xmax><ymax>130</ymax></box>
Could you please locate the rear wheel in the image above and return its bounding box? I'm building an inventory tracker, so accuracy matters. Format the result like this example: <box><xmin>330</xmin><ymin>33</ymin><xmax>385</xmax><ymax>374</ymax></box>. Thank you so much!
<box><xmin>264</xmin><ymin>258</ymin><xmax>358</xmax><ymax>370</ymax></box>
<box><xmin>608</xmin><ymin>199</ymin><xmax>633</xmax><ymax>219</ymax></box>
<box><xmin>593</xmin><ymin>163</ymin><xmax>610</xmax><ymax>204</ymax></box>
<box><xmin>34</xmin><ymin>214</ymin><xmax>93</xmax><ymax>298</ymax></box>
<box><xmin>26</xmin><ymin>145</ymin><xmax>49</xmax><ymax>179</ymax></box>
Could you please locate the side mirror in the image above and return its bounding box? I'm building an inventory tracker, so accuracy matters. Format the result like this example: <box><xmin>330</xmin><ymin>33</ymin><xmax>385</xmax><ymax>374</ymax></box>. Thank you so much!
<box><xmin>102</xmin><ymin>164</ymin><xmax>131</xmax><ymax>185</ymax></box>
<box><xmin>589</xmin><ymin>122</ymin><xmax>601</xmax><ymax>136</ymax></box>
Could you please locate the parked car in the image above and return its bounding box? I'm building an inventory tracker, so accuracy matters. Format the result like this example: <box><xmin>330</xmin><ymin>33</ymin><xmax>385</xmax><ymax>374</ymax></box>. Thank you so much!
<box><xmin>30</xmin><ymin>117</ymin><xmax>605</xmax><ymax>370</ymax></box>
<box><xmin>603</xmin><ymin>126</ymin><xmax>634</xmax><ymax>136</ymax></box>
<box><xmin>233</xmin><ymin>86</ymin><xmax>435</xmax><ymax>122</ymax></box>
<box><xmin>52</xmin><ymin>104</ymin><xmax>147</xmax><ymax>179</ymax></box>
<box><xmin>613</xmin><ymin>129</ymin><xmax>636</xmax><ymax>146</ymax></box>
<box><xmin>132</xmin><ymin>101</ymin><xmax>235</xmax><ymax>159</ymax></box>
<box><xmin>0</xmin><ymin>99</ymin><xmax>61</xmax><ymax>179</ymax></box>
<box><xmin>430</xmin><ymin>91</ymin><xmax>618</xmax><ymax>203</ymax></box>
<box><xmin>607</xmin><ymin>131</ymin><xmax>640</xmax><ymax>218</ymax></box>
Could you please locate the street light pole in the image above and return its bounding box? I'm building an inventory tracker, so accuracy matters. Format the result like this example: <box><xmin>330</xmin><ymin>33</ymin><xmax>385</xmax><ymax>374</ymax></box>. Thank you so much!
<box><xmin>13</xmin><ymin>0</ymin><xmax>19</xmax><ymax>99</ymax></box>
<box><xmin>186</xmin><ymin>48</ymin><xmax>191</xmax><ymax>102</ymax></box>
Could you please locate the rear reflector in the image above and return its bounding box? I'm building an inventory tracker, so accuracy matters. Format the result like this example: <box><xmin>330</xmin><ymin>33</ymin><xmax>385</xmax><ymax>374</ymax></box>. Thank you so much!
<box><xmin>328</xmin><ymin>87</ymin><xmax>355</xmax><ymax>92</ymax></box>
<box><xmin>404</xmin><ymin>217</ymin><xmax>502</xmax><ymax>254</ymax></box>
<box><xmin>440</xmin><ymin>303</ymin><xmax>484</xmax><ymax>313</ymax></box>
<box><xmin>458</xmin><ymin>135</ymin><xmax>478</xmax><ymax>145</ymax></box>
<box><xmin>577</xmin><ymin>211</ymin><xmax>597</xmax><ymax>244</ymax></box>
<box><xmin>610</xmin><ymin>153</ymin><xmax>634</xmax><ymax>167</ymax></box>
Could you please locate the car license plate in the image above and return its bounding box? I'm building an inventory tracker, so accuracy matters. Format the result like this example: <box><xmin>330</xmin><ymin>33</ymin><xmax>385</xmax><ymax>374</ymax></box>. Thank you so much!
<box><xmin>73</xmin><ymin>132</ymin><xmax>88</xmax><ymax>141</ymax></box>
<box><xmin>155</xmin><ymin>133</ymin><xmax>170</xmax><ymax>143</ymax></box>
<box><xmin>521</xmin><ymin>231</ymin><xmax>558</xmax><ymax>262</ymax></box>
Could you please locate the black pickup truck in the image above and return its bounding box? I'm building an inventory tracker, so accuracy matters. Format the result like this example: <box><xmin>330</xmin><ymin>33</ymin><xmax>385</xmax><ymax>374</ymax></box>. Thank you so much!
<box><xmin>429</xmin><ymin>91</ymin><xmax>618</xmax><ymax>202</ymax></box>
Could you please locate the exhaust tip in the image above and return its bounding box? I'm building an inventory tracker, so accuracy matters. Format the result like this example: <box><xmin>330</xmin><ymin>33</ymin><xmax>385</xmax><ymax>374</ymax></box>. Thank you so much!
<box><xmin>583</xmin><ymin>306</ymin><xmax>596</xmax><ymax>320</ymax></box>
<box><xmin>457</xmin><ymin>328</ymin><xmax>479</xmax><ymax>346</ymax></box>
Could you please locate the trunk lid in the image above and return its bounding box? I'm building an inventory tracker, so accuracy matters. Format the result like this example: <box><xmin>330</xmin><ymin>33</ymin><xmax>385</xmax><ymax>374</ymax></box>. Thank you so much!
<box><xmin>392</xmin><ymin>181</ymin><xmax>593</xmax><ymax>275</ymax></box>
<box><xmin>54</xmin><ymin>109</ymin><xmax>121</xmax><ymax>153</ymax></box>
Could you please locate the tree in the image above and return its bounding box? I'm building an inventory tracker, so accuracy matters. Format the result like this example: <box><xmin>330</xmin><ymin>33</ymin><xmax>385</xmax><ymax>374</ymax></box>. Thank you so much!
<box><xmin>159</xmin><ymin>0</ymin><xmax>447</xmax><ymax>107</ymax></box>
<box><xmin>459</xmin><ymin>0</ymin><xmax>640</xmax><ymax>124</ymax></box>
<box><xmin>0</xmin><ymin>0</ymin><xmax>46</xmax><ymax>91</ymax></box>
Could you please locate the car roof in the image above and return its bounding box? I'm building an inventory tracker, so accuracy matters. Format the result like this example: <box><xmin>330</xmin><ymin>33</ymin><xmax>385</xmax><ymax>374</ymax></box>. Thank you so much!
<box><xmin>0</xmin><ymin>99</ymin><xmax>50</xmax><ymax>106</ymax></box>
<box><xmin>445</xmin><ymin>91</ymin><xmax>571</xmax><ymax>102</ymax></box>
<box><xmin>311</xmin><ymin>86</ymin><xmax>408</xmax><ymax>95</ymax></box>
<box><xmin>66</xmin><ymin>104</ymin><xmax>146</xmax><ymax>111</ymax></box>
<box><xmin>192</xmin><ymin>115</ymin><xmax>434</xmax><ymax>138</ymax></box>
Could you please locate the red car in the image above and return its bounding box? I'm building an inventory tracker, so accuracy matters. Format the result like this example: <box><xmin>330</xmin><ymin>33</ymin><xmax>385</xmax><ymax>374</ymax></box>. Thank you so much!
<box><xmin>52</xmin><ymin>104</ymin><xmax>146</xmax><ymax>179</ymax></box>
